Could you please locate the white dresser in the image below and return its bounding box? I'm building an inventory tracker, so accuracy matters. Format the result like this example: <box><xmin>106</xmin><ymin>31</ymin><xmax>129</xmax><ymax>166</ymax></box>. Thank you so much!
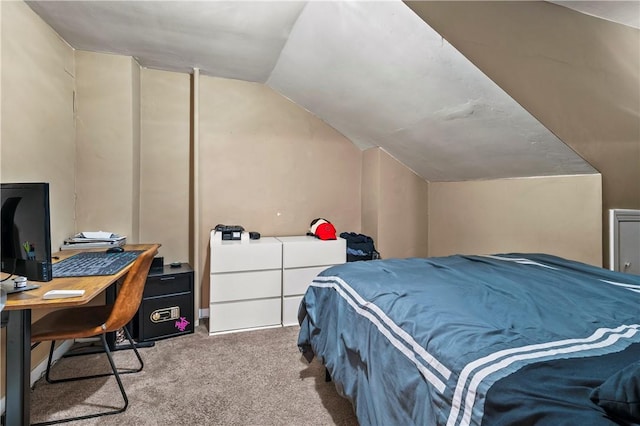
<box><xmin>209</xmin><ymin>234</ymin><xmax>282</xmax><ymax>335</ymax></box>
<box><xmin>209</xmin><ymin>232</ymin><xmax>346</xmax><ymax>334</ymax></box>
<box><xmin>278</xmin><ymin>236</ymin><xmax>346</xmax><ymax>326</ymax></box>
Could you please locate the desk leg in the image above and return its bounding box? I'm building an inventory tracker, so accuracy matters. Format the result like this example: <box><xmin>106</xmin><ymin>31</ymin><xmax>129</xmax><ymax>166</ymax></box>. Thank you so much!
<box><xmin>5</xmin><ymin>309</ymin><xmax>31</xmax><ymax>426</ymax></box>
<box><xmin>106</xmin><ymin>280</ymin><xmax>118</xmax><ymax>350</ymax></box>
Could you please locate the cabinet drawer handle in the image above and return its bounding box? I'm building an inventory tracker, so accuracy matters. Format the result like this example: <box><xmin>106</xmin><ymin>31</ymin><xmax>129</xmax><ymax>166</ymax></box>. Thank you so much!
<box><xmin>160</xmin><ymin>276</ymin><xmax>176</xmax><ymax>281</ymax></box>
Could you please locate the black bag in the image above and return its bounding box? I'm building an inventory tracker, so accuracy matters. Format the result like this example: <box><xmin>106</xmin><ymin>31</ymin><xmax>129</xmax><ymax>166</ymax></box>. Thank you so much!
<box><xmin>340</xmin><ymin>232</ymin><xmax>380</xmax><ymax>262</ymax></box>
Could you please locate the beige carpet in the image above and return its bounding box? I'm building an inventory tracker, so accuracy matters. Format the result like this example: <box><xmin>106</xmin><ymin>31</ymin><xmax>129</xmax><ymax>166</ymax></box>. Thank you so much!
<box><xmin>30</xmin><ymin>325</ymin><xmax>358</xmax><ymax>425</ymax></box>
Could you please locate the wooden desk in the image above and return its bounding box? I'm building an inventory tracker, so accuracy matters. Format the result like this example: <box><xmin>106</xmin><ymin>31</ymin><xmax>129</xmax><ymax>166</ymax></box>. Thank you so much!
<box><xmin>2</xmin><ymin>243</ymin><xmax>159</xmax><ymax>426</ymax></box>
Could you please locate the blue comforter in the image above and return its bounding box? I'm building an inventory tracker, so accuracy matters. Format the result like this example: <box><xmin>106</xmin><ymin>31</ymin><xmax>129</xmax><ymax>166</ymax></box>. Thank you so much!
<box><xmin>297</xmin><ymin>254</ymin><xmax>640</xmax><ymax>425</ymax></box>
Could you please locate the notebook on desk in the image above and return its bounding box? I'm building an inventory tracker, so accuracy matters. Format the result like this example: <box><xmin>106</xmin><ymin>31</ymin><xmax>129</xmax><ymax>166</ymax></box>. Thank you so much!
<box><xmin>60</xmin><ymin>232</ymin><xmax>127</xmax><ymax>251</ymax></box>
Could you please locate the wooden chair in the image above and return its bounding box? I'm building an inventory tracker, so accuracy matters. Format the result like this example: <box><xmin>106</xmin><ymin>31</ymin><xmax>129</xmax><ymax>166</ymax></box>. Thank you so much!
<box><xmin>30</xmin><ymin>246</ymin><xmax>157</xmax><ymax>425</ymax></box>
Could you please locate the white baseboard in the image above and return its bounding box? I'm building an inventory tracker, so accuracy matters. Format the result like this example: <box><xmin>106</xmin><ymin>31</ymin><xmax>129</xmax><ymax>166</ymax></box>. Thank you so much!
<box><xmin>199</xmin><ymin>307</ymin><xmax>209</xmax><ymax>319</ymax></box>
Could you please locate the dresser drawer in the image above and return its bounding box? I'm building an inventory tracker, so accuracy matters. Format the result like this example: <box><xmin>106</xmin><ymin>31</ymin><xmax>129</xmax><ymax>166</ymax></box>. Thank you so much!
<box><xmin>282</xmin><ymin>295</ymin><xmax>304</xmax><ymax>327</ymax></box>
<box><xmin>211</xmin><ymin>269</ymin><xmax>281</xmax><ymax>302</ymax></box>
<box><xmin>210</xmin><ymin>237</ymin><xmax>281</xmax><ymax>273</ymax></box>
<box><xmin>279</xmin><ymin>236</ymin><xmax>345</xmax><ymax>268</ymax></box>
<box><xmin>282</xmin><ymin>266</ymin><xmax>329</xmax><ymax>296</ymax></box>
<box><xmin>209</xmin><ymin>298</ymin><xmax>281</xmax><ymax>333</ymax></box>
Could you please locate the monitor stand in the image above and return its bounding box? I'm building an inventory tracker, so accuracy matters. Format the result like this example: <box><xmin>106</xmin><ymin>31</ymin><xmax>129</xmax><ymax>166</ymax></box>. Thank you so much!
<box><xmin>2</xmin><ymin>283</ymin><xmax>40</xmax><ymax>294</ymax></box>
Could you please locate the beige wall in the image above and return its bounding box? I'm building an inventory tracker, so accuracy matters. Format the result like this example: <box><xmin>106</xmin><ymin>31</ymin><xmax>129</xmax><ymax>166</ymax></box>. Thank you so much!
<box><xmin>428</xmin><ymin>174</ymin><xmax>603</xmax><ymax>266</ymax></box>
<box><xmin>76</xmin><ymin>59</ymin><xmax>192</xmax><ymax>261</ymax></box>
<box><xmin>198</xmin><ymin>76</ymin><xmax>362</xmax><ymax>307</ymax></box>
<box><xmin>1</xmin><ymin>1</ymin><xmax>76</xmax><ymax>249</ymax></box>
<box><xmin>361</xmin><ymin>148</ymin><xmax>381</xmax><ymax>245</ymax></box>
<box><xmin>131</xmin><ymin>59</ymin><xmax>141</xmax><ymax>243</ymax></box>
<box><xmin>406</xmin><ymin>1</ymin><xmax>640</xmax><ymax>266</ymax></box>
<box><xmin>74</xmin><ymin>51</ymin><xmax>141</xmax><ymax>241</ymax></box>
<box><xmin>1</xmin><ymin>0</ymin><xmax>76</xmax><ymax>402</ymax></box>
<box><xmin>362</xmin><ymin>148</ymin><xmax>429</xmax><ymax>259</ymax></box>
<box><xmin>140</xmin><ymin>69</ymin><xmax>191</xmax><ymax>263</ymax></box>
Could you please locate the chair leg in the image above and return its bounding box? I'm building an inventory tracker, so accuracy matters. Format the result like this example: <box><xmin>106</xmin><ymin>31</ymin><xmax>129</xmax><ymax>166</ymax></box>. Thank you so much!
<box><xmin>122</xmin><ymin>325</ymin><xmax>145</xmax><ymax>373</ymax></box>
<box><xmin>44</xmin><ymin>340</ymin><xmax>57</xmax><ymax>384</ymax></box>
<box><xmin>45</xmin><ymin>328</ymin><xmax>143</xmax><ymax>384</ymax></box>
<box><xmin>32</xmin><ymin>334</ymin><xmax>129</xmax><ymax>425</ymax></box>
<box><xmin>99</xmin><ymin>333</ymin><xmax>129</xmax><ymax>414</ymax></box>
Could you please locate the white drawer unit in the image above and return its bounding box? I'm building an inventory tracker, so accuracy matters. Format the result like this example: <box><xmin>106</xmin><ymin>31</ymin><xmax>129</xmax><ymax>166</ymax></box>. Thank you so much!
<box><xmin>209</xmin><ymin>234</ymin><xmax>282</xmax><ymax>335</ymax></box>
<box><xmin>210</xmin><ymin>298</ymin><xmax>282</xmax><ymax>333</ymax></box>
<box><xmin>278</xmin><ymin>236</ymin><xmax>346</xmax><ymax>326</ymax></box>
<box><xmin>283</xmin><ymin>266</ymin><xmax>329</xmax><ymax>297</ymax></box>
<box><xmin>211</xmin><ymin>269</ymin><xmax>282</xmax><ymax>302</ymax></box>
<box><xmin>210</xmin><ymin>238</ymin><xmax>282</xmax><ymax>273</ymax></box>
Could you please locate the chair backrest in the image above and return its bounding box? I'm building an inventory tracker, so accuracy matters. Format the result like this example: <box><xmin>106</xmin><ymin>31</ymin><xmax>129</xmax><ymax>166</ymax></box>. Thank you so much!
<box><xmin>103</xmin><ymin>247</ymin><xmax>156</xmax><ymax>333</ymax></box>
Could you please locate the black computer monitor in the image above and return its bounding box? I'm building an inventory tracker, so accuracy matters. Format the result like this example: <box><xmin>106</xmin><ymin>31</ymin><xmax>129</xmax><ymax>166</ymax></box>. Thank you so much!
<box><xmin>1</xmin><ymin>182</ymin><xmax>53</xmax><ymax>281</ymax></box>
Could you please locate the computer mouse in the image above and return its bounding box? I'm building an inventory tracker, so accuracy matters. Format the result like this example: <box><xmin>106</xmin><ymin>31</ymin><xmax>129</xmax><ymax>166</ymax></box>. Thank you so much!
<box><xmin>106</xmin><ymin>246</ymin><xmax>124</xmax><ymax>253</ymax></box>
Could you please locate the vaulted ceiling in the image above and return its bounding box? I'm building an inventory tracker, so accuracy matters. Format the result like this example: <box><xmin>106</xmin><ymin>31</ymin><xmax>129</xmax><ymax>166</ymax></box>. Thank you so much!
<box><xmin>26</xmin><ymin>1</ymin><xmax>638</xmax><ymax>182</ymax></box>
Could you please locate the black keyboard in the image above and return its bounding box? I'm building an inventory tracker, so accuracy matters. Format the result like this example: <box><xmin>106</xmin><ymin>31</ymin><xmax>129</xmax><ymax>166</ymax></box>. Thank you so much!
<box><xmin>52</xmin><ymin>251</ymin><xmax>143</xmax><ymax>278</ymax></box>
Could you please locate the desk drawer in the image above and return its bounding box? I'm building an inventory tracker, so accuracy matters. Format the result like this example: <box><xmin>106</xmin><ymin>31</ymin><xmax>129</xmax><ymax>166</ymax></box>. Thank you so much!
<box><xmin>144</xmin><ymin>273</ymin><xmax>192</xmax><ymax>298</ymax></box>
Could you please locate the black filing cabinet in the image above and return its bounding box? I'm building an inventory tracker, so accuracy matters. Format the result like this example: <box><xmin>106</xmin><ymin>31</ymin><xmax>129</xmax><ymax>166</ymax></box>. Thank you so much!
<box><xmin>133</xmin><ymin>263</ymin><xmax>195</xmax><ymax>342</ymax></box>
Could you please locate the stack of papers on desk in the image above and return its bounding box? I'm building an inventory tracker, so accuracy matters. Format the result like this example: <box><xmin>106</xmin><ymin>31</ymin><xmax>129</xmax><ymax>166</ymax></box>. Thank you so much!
<box><xmin>60</xmin><ymin>232</ymin><xmax>126</xmax><ymax>250</ymax></box>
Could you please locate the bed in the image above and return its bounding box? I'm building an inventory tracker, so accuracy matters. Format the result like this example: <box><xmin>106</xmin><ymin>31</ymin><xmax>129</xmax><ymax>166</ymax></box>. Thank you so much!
<box><xmin>297</xmin><ymin>253</ymin><xmax>640</xmax><ymax>425</ymax></box>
